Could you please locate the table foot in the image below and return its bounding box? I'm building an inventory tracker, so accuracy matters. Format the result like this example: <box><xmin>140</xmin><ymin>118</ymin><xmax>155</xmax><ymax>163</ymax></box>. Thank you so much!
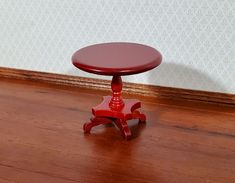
<box><xmin>132</xmin><ymin>110</ymin><xmax>146</xmax><ymax>123</ymax></box>
<box><xmin>113</xmin><ymin>119</ymin><xmax>132</xmax><ymax>140</ymax></box>
<box><xmin>83</xmin><ymin>117</ymin><xmax>113</xmax><ymax>133</ymax></box>
<box><xmin>83</xmin><ymin>96</ymin><xmax>146</xmax><ymax>139</ymax></box>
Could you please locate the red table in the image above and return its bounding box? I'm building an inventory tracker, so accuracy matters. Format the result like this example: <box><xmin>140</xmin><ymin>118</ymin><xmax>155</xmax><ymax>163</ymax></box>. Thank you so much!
<box><xmin>72</xmin><ymin>42</ymin><xmax>162</xmax><ymax>139</ymax></box>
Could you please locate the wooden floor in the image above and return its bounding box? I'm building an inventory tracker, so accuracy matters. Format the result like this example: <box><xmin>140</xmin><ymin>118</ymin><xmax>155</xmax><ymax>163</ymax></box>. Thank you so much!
<box><xmin>0</xmin><ymin>78</ymin><xmax>234</xmax><ymax>183</ymax></box>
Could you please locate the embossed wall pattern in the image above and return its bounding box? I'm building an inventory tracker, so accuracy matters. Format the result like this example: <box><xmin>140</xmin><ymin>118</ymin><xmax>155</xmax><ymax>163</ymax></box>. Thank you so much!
<box><xmin>0</xmin><ymin>0</ymin><xmax>234</xmax><ymax>93</ymax></box>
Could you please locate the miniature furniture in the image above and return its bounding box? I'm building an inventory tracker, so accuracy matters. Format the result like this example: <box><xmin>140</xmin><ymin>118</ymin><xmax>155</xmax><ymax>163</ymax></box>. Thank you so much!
<box><xmin>72</xmin><ymin>42</ymin><xmax>162</xmax><ymax>139</ymax></box>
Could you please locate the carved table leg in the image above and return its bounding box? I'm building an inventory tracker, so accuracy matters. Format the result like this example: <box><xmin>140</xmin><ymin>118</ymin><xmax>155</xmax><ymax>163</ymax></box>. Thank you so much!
<box><xmin>113</xmin><ymin>118</ymin><xmax>132</xmax><ymax>140</ymax></box>
<box><xmin>109</xmin><ymin>75</ymin><xmax>124</xmax><ymax>110</ymax></box>
<box><xmin>83</xmin><ymin>75</ymin><xmax>147</xmax><ymax>139</ymax></box>
<box><xmin>83</xmin><ymin>117</ymin><xmax>114</xmax><ymax>133</ymax></box>
<box><xmin>132</xmin><ymin>110</ymin><xmax>146</xmax><ymax>123</ymax></box>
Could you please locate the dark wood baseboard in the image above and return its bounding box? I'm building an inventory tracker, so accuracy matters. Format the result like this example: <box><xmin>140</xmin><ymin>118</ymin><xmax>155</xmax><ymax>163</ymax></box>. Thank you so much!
<box><xmin>0</xmin><ymin>67</ymin><xmax>234</xmax><ymax>105</ymax></box>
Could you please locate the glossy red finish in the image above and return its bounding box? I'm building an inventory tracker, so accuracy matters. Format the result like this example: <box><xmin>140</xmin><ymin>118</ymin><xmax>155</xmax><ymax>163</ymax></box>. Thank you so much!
<box><xmin>109</xmin><ymin>76</ymin><xmax>124</xmax><ymax>110</ymax></box>
<box><xmin>72</xmin><ymin>42</ymin><xmax>162</xmax><ymax>139</ymax></box>
<box><xmin>72</xmin><ymin>42</ymin><xmax>162</xmax><ymax>76</ymax></box>
<box><xmin>84</xmin><ymin>96</ymin><xmax>146</xmax><ymax>139</ymax></box>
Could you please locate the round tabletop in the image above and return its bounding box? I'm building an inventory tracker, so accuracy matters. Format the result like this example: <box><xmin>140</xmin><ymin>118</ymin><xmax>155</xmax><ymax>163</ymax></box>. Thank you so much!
<box><xmin>72</xmin><ymin>42</ymin><xmax>162</xmax><ymax>76</ymax></box>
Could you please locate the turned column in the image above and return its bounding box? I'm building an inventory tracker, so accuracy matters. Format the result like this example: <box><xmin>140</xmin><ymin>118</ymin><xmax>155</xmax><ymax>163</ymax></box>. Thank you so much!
<box><xmin>109</xmin><ymin>75</ymin><xmax>124</xmax><ymax>110</ymax></box>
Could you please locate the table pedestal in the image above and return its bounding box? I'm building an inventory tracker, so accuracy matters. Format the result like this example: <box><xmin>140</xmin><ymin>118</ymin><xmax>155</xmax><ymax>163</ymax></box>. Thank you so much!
<box><xmin>83</xmin><ymin>76</ymin><xmax>146</xmax><ymax>139</ymax></box>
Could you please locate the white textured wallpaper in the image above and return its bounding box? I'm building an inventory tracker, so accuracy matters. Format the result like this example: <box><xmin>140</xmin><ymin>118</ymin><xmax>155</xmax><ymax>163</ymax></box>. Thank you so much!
<box><xmin>0</xmin><ymin>0</ymin><xmax>234</xmax><ymax>93</ymax></box>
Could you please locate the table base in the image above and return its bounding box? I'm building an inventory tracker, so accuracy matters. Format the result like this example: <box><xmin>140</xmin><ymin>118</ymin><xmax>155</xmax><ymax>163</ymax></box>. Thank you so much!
<box><xmin>83</xmin><ymin>96</ymin><xmax>146</xmax><ymax>139</ymax></box>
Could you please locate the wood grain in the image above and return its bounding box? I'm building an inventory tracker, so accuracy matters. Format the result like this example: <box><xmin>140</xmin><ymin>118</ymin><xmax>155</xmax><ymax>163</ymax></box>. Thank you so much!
<box><xmin>0</xmin><ymin>78</ymin><xmax>234</xmax><ymax>183</ymax></box>
<box><xmin>0</xmin><ymin>67</ymin><xmax>234</xmax><ymax>105</ymax></box>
